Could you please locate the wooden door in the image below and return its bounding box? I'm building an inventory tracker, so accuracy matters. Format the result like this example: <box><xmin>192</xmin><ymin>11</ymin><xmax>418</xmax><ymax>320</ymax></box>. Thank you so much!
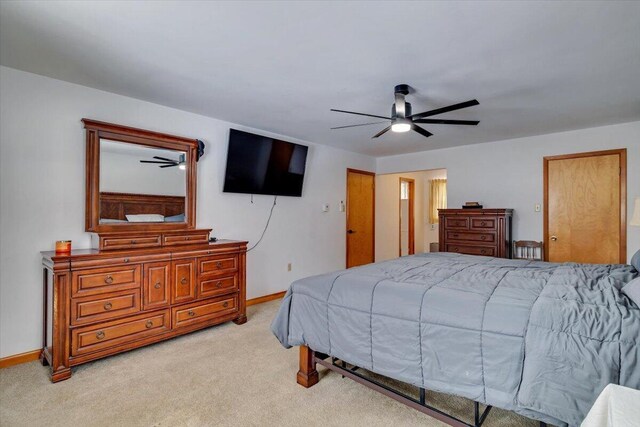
<box><xmin>399</xmin><ymin>178</ymin><xmax>415</xmax><ymax>256</ymax></box>
<box><xmin>171</xmin><ymin>259</ymin><xmax>196</xmax><ymax>304</ymax></box>
<box><xmin>346</xmin><ymin>168</ymin><xmax>375</xmax><ymax>268</ymax></box>
<box><xmin>544</xmin><ymin>149</ymin><xmax>626</xmax><ymax>264</ymax></box>
<box><xmin>143</xmin><ymin>262</ymin><xmax>170</xmax><ymax>310</ymax></box>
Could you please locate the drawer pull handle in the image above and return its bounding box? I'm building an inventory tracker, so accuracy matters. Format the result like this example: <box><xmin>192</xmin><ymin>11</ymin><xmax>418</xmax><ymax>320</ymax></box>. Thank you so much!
<box><xmin>481</xmin><ymin>250</ymin><xmax>487</xmax><ymax>254</ymax></box>
<box><xmin>185</xmin><ymin>237</ymin><xmax>189</xmax><ymax>240</ymax></box>
<box><xmin>104</xmin><ymin>275</ymin><xmax>113</xmax><ymax>284</ymax></box>
<box><xmin>96</xmin><ymin>331</ymin><xmax>105</xmax><ymax>340</ymax></box>
<box><xmin>145</xmin><ymin>320</ymin><xmax>154</xmax><ymax>329</ymax></box>
<box><xmin>103</xmin><ymin>302</ymin><xmax>112</xmax><ymax>311</ymax></box>
<box><xmin>452</xmin><ymin>234</ymin><xmax>459</xmax><ymax>238</ymax></box>
<box><xmin>188</xmin><ymin>310</ymin><xmax>195</xmax><ymax>317</ymax></box>
<box><xmin>131</xmin><ymin>240</ymin><xmax>136</xmax><ymax>244</ymax></box>
<box><xmin>216</xmin><ymin>281</ymin><xmax>223</xmax><ymax>288</ymax></box>
<box><xmin>480</xmin><ymin>221</ymin><xmax>486</xmax><ymax>226</ymax></box>
<box><xmin>480</xmin><ymin>236</ymin><xmax>486</xmax><ymax>241</ymax></box>
<box><xmin>216</xmin><ymin>262</ymin><xmax>223</xmax><ymax>269</ymax></box>
<box><xmin>123</xmin><ymin>258</ymin><xmax>130</xmax><ymax>263</ymax></box>
<box><xmin>181</xmin><ymin>277</ymin><xmax>188</xmax><ymax>285</ymax></box>
<box><xmin>154</xmin><ymin>282</ymin><xmax>161</xmax><ymax>289</ymax></box>
<box><xmin>222</xmin><ymin>302</ymin><xmax>229</xmax><ymax>308</ymax></box>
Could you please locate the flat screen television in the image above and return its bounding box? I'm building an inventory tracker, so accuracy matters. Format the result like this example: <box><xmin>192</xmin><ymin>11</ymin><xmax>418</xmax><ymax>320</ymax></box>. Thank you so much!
<box><xmin>223</xmin><ymin>129</ymin><xmax>308</xmax><ymax>197</ymax></box>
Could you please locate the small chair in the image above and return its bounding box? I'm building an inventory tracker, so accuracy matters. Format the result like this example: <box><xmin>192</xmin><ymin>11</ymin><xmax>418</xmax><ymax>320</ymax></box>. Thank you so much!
<box><xmin>513</xmin><ymin>240</ymin><xmax>544</xmax><ymax>261</ymax></box>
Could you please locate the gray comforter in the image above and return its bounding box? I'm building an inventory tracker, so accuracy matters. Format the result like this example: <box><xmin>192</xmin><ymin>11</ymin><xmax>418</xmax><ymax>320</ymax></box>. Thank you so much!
<box><xmin>271</xmin><ymin>253</ymin><xmax>640</xmax><ymax>426</ymax></box>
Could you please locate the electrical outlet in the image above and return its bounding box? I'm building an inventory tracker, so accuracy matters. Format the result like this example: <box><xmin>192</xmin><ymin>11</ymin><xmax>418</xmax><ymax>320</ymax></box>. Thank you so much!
<box><xmin>287</xmin><ymin>263</ymin><xmax>292</xmax><ymax>272</ymax></box>
<box><xmin>339</xmin><ymin>201</ymin><xmax>346</xmax><ymax>212</ymax></box>
<box><xmin>535</xmin><ymin>203</ymin><xmax>541</xmax><ymax>212</ymax></box>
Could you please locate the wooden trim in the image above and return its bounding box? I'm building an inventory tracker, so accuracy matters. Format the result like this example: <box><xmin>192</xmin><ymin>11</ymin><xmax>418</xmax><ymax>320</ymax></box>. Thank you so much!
<box><xmin>0</xmin><ymin>350</ymin><xmax>41</xmax><ymax>368</ymax></box>
<box><xmin>398</xmin><ymin>178</ymin><xmax>415</xmax><ymax>256</ymax></box>
<box><xmin>82</xmin><ymin>119</ymin><xmax>199</xmax><ymax>233</ymax></box>
<box><xmin>543</xmin><ymin>148</ymin><xmax>626</xmax><ymax>263</ymax></box>
<box><xmin>346</xmin><ymin>168</ymin><xmax>376</xmax><ymax>268</ymax></box>
<box><xmin>246</xmin><ymin>291</ymin><xmax>286</xmax><ymax>307</ymax></box>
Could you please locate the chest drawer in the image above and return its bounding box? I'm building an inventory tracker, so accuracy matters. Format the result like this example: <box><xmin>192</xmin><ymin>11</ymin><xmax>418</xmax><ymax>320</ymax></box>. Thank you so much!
<box><xmin>444</xmin><ymin>217</ymin><xmax>469</xmax><ymax>230</ymax></box>
<box><xmin>172</xmin><ymin>295</ymin><xmax>238</xmax><ymax>329</ymax></box>
<box><xmin>446</xmin><ymin>244</ymin><xmax>495</xmax><ymax>257</ymax></box>
<box><xmin>71</xmin><ymin>290</ymin><xmax>141</xmax><ymax>326</ymax></box>
<box><xmin>72</xmin><ymin>265</ymin><xmax>141</xmax><ymax>297</ymax></box>
<box><xmin>199</xmin><ymin>255</ymin><xmax>238</xmax><ymax>276</ymax></box>
<box><xmin>446</xmin><ymin>231</ymin><xmax>496</xmax><ymax>244</ymax></box>
<box><xmin>470</xmin><ymin>217</ymin><xmax>497</xmax><ymax>230</ymax></box>
<box><xmin>163</xmin><ymin>232</ymin><xmax>210</xmax><ymax>246</ymax></box>
<box><xmin>71</xmin><ymin>310</ymin><xmax>170</xmax><ymax>356</ymax></box>
<box><xmin>100</xmin><ymin>234</ymin><xmax>162</xmax><ymax>250</ymax></box>
<box><xmin>198</xmin><ymin>274</ymin><xmax>238</xmax><ymax>299</ymax></box>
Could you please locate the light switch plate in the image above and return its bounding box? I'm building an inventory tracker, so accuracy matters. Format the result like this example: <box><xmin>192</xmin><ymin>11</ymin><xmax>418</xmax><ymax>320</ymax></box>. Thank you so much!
<box><xmin>322</xmin><ymin>203</ymin><xmax>330</xmax><ymax>212</ymax></box>
<box><xmin>535</xmin><ymin>203</ymin><xmax>541</xmax><ymax>212</ymax></box>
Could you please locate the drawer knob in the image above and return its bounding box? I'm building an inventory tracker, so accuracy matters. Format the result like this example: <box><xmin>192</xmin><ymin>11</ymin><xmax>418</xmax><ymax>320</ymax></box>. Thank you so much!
<box><xmin>216</xmin><ymin>262</ymin><xmax>223</xmax><ymax>269</ymax></box>
<box><xmin>222</xmin><ymin>302</ymin><xmax>229</xmax><ymax>308</ymax></box>
<box><xmin>216</xmin><ymin>281</ymin><xmax>223</xmax><ymax>288</ymax></box>
<box><xmin>145</xmin><ymin>320</ymin><xmax>154</xmax><ymax>329</ymax></box>
<box><xmin>481</xmin><ymin>250</ymin><xmax>487</xmax><ymax>254</ymax></box>
<box><xmin>181</xmin><ymin>277</ymin><xmax>188</xmax><ymax>285</ymax></box>
<box><xmin>480</xmin><ymin>221</ymin><xmax>486</xmax><ymax>226</ymax></box>
<box><xmin>480</xmin><ymin>236</ymin><xmax>486</xmax><ymax>241</ymax></box>
<box><xmin>452</xmin><ymin>234</ymin><xmax>459</xmax><ymax>238</ymax></box>
<box><xmin>185</xmin><ymin>237</ymin><xmax>189</xmax><ymax>240</ymax></box>
<box><xmin>104</xmin><ymin>275</ymin><xmax>113</xmax><ymax>284</ymax></box>
<box><xmin>154</xmin><ymin>282</ymin><xmax>161</xmax><ymax>289</ymax></box>
<box><xmin>103</xmin><ymin>302</ymin><xmax>113</xmax><ymax>311</ymax></box>
<box><xmin>188</xmin><ymin>310</ymin><xmax>195</xmax><ymax>317</ymax></box>
<box><xmin>131</xmin><ymin>240</ymin><xmax>136</xmax><ymax>244</ymax></box>
<box><xmin>96</xmin><ymin>331</ymin><xmax>105</xmax><ymax>340</ymax></box>
<box><xmin>124</xmin><ymin>258</ymin><xmax>130</xmax><ymax>263</ymax></box>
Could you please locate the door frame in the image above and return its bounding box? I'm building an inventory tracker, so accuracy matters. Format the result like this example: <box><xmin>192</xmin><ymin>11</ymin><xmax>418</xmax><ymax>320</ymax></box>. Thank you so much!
<box><xmin>346</xmin><ymin>168</ymin><xmax>376</xmax><ymax>268</ymax></box>
<box><xmin>398</xmin><ymin>177</ymin><xmax>415</xmax><ymax>256</ymax></box>
<box><xmin>543</xmin><ymin>148</ymin><xmax>626</xmax><ymax>262</ymax></box>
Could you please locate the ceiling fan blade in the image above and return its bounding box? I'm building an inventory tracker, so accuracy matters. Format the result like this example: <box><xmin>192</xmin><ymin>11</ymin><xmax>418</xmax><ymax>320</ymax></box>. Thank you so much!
<box><xmin>153</xmin><ymin>156</ymin><xmax>177</xmax><ymax>162</ymax></box>
<box><xmin>409</xmin><ymin>99</ymin><xmax>479</xmax><ymax>120</ymax></box>
<box><xmin>160</xmin><ymin>164</ymin><xmax>177</xmax><ymax>168</ymax></box>
<box><xmin>372</xmin><ymin>125</ymin><xmax>392</xmax><ymax>138</ymax></box>
<box><xmin>140</xmin><ymin>160</ymin><xmax>175</xmax><ymax>164</ymax></box>
<box><xmin>412</xmin><ymin>124</ymin><xmax>433</xmax><ymax>138</ymax></box>
<box><xmin>413</xmin><ymin>118</ymin><xmax>479</xmax><ymax>126</ymax></box>
<box><xmin>331</xmin><ymin>121</ymin><xmax>388</xmax><ymax>130</ymax></box>
<box><xmin>331</xmin><ymin>109</ymin><xmax>391</xmax><ymax>120</ymax></box>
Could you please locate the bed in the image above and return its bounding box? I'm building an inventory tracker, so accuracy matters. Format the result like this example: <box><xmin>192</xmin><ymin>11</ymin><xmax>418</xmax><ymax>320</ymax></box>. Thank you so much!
<box><xmin>99</xmin><ymin>192</ymin><xmax>185</xmax><ymax>222</ymax></box>
<box><xmin>271</xmin><ymin>252</ymin><xmax>640</xmax><ymax>427</ymax></box>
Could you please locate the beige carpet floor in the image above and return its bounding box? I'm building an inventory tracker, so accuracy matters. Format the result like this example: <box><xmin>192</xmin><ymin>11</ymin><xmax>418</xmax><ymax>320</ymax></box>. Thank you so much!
<box><xmin>0</xmin><ymin>300</ymin><xmax>539</xmax><ymax>427</ymax></box>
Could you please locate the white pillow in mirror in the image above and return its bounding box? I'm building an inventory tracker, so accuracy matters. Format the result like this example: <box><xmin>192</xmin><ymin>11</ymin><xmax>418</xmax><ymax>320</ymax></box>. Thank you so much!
<box><xmin>125</xmin><ymin>214</ymin><xmax>165</xmax><ymax>223</ymax></box>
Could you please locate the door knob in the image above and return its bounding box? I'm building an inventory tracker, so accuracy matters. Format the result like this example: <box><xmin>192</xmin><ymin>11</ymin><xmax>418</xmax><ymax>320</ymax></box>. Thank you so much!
<box><xmin>550</xmin><ymin>235</ymin><xmax>558</xmax><ymax>241</ymax></box>
<box><xmin>347</xmin><ymin>229</ymin><xmax>356</xmax><ymax>234</ymax></box>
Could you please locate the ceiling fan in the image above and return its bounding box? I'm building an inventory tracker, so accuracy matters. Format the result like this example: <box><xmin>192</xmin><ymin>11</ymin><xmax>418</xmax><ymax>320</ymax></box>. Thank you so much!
<box><xmin>330</xmin><ymin>84</ymin><xmax>479</xmax><ymax>139</ymax></box>
<box><xmin>140</xmin><ymin>154</ymin><xmax>186</xmax><ymax>170</ymax></box>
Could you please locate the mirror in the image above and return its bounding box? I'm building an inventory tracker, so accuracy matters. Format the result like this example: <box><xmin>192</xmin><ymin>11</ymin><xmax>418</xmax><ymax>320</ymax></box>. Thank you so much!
<box><xmin>99</xmin><ymin>139</ymin><xmax>186</xmax><ymax>224</ymax></box>
<box><xmin>83</xmin><ymin>118</ymin><xmax>198</xmax><ymax>233</ymax></box>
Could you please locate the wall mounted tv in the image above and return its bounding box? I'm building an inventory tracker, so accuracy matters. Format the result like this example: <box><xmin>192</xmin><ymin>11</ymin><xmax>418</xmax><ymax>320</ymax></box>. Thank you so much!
<box><xmin>223</xmin><ymin>129</ymin><xmax>309</xmax><ymax>197</ymax></box>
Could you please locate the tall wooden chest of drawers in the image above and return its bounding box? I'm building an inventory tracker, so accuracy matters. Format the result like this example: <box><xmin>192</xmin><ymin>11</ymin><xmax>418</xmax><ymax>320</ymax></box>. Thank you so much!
<box><xmin>438</xmin><ymin>209</ymin><xmax>513</xmax><ymax>258</ymax></box>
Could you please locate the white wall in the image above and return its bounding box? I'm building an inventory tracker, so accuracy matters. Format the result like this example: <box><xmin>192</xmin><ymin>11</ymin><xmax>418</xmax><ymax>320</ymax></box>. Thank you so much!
<box><xmin>375</xmin><ymin>169</ymin><xmax>446</xmax><ymax>261</ymax></box>
<box><xmin>377</xmin><ymin>122</ymin><xmax>640</xmax><ymax>262</ymax></box>
<box><xmin>0</xmin><ymin>66</ymin><xmax>375</xmax><ymax>357</ymax></box>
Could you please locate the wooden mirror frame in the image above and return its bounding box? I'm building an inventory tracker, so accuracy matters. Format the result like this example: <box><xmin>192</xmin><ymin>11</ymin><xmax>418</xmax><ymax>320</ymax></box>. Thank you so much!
<box><xmin>83</xmin><ymin>119</ymin><xmax>198</xmax><ymax>233</ymax></box>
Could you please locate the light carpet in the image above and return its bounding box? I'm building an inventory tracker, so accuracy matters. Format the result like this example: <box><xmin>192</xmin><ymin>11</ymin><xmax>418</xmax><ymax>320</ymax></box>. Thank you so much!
<box><xmin>0</xmin><ymin>300</ymin><xmax>538</xmax><ymax>427</ymax></box>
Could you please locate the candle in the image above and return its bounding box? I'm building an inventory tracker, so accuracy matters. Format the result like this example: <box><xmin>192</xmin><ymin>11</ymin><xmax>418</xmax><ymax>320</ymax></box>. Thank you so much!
<box><xmin>55</xmin><ymin>240</ymin><xmax>72</xmax><ymax>254</ymax></box>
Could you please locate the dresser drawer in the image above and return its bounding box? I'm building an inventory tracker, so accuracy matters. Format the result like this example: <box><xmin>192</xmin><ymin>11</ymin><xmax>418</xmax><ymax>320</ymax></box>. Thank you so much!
<box><xmin>446</xmin><ymin>231</ymin><xmax>496</xmax><ymax>244</ymax></box>
<box><xmin>198</xmin><ymin>274</ymin><xmax>238</xmax><ymax>299</ymax></box>
<box><xmin>72</xmin><ymin>265</ymin><xmax>142</xmax><ymax>297</ymax></box>
<box><xmin>172</xmin><ymin>295</ymin><xmax>238</xmax><ymax>329</ymax></box>
<box><xmin>163</xmin><ymin>232</ymin><xmax>210</xmax><ymax>246</ymax></box>
<box><xmin>71</xmin><ymin>290</ymin><xmax>140</xmax><ymax>326</ymax></box>
<box><xmin>447</xmin><ymin>244</ymin><xmax>495</xmax><ymax>257</ymax></box>
<box><xmin>101</xmin><ymin>234</ymin><xmax>162</xmax><ymax>250</ymax></box>
<box><xmin>199</xmin><ymin>255</ymin><xmax>238</xmax><ymax>276</ymax></box>
<box><xmin>470</xmin><ymin>218</ymin><xmax>497</xmax><ymax>230</ymax></box>
<box><xmin>71</xmin><ymin>310</ymin><xmax>170</xmax><ymax>356</ymax></box>
<box><xmin>444</xmin><ymin>217</ymin><xmax>469</xmax><ymax>230</ymax></box>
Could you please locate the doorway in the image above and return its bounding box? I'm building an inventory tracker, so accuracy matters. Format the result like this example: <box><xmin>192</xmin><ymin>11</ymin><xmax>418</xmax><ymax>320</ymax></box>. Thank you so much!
<box><xmin>399</xmin><ymin>178</ymin><xmax>415</xmax><ymax>256</ymax></box>
<box><xmin>544</xmin><ymin>148</ymin><xmax>626</xmax><ymax>263</ymax></box>
<box><xmin>346</xmin><ymin>168</ymin><xmax>375</xmax><ymax>268</ymax></box>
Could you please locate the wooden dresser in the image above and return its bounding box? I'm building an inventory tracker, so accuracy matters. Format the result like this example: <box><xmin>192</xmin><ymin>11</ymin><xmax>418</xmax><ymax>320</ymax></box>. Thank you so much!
<box><xmin>438</xmin><ymin>209</ymin><xmax>513</xmax><ymax>258</ymax></box>
<box><xmin>41</xmin><ymin>239</ymin><xmax>247</xmax><ymax>382</ymax></box>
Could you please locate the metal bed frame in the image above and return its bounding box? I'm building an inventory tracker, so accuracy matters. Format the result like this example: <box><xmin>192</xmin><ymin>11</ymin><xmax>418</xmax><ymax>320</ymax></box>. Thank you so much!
<box><xmin>313</xmin><ymin>352</ymin><xmax>548</xmax><ymax>427</ymax></box>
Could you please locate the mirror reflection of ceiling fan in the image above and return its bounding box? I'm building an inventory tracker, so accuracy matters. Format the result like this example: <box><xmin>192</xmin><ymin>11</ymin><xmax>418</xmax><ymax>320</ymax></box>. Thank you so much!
<box><xmin>140</xmin><ymin>154</ymin><xmax>186</xmax><ymax>169</ymax></box>
<box><xmin>330</xmin><ymin>84</ymin><xmax>479</xmax><ymax>139</ymax></box>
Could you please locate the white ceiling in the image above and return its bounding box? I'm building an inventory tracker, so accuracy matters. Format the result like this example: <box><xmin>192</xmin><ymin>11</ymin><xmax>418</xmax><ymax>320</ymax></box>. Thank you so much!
<box><xmin>1</xmin><ymin>1</ymin><xmax>639</xmax><ymax>157</ymax></box>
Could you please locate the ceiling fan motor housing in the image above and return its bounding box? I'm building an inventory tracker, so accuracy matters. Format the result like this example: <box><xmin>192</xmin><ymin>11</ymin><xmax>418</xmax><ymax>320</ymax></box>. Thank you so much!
<box><xmin>391</xmin><ymin>102</ymin><xmax>412</xmax><ymax>120</ymax></box>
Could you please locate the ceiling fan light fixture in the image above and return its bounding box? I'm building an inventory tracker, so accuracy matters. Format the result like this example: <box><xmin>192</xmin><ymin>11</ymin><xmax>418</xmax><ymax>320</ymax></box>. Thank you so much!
<box><xmin>178</xmin><ymin>164</ymin><xmax>186</xmax><ymax>170</ymax></box>
<box><xmin>391</xmin><ymin>119</ymin><xmax>411</xmax><ymax>133</ymax></box>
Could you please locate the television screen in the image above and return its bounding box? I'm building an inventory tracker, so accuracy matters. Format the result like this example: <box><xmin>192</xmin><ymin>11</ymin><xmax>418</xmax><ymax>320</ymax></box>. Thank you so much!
<box><xmin>223</xmin><ymin>129</ymin><xmax>308</xmax><ymax>197</ymax></box>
